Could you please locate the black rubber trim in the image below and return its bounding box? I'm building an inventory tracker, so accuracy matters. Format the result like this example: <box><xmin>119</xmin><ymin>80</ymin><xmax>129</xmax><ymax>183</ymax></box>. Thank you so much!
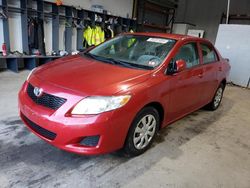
<box><xmin>22</xmin><ymin>114</ymin><xmax>57</xmax><ymax>141</ymax></box>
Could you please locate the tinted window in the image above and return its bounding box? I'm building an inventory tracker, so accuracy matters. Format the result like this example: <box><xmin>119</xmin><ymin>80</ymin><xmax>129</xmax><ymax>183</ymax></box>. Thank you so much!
<box><xmin>201</xmin><ymin>44</ymin><xmax>218</xmax><ymax>64</ymax></box>
<box><xmin>173</xmin><ymin>43</ymin><xmax>199</xmax><ymax>68</ymax></box>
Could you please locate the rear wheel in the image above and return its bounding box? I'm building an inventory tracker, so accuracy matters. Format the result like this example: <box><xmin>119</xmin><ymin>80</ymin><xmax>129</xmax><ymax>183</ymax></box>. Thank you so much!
<box><xmin>123</xmin><ymin>107</ymin><xmax>160</xmax><ymax>157</ymax></box>
<box><xmin>205</xmin><ymin>83</ymin><xmax>225</xmax><ymax>111</ymax></box>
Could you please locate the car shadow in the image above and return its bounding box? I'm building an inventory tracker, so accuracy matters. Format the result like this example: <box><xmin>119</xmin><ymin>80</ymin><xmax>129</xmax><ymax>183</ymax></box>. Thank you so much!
<box><xmin>0</xmin><ymin>97</ymin><xmax>234</xmax><ymax>187</ymax></box>
<box><xmin>152</xmin><ymin>97</ymin><xmax>234</xmax><ymax>159</ymax></box>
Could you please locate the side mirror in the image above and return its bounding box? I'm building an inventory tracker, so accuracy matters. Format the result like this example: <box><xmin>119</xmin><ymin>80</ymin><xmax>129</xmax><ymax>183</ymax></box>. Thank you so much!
<box><xmin>166</xmin><ymin>59</ymin><xmax>187</xmax><ymax>75</ymax></box>
<box><xmin>175</xmin><ymin>59</ymin><xmax>187</xmax><ymax>73</ymax></box>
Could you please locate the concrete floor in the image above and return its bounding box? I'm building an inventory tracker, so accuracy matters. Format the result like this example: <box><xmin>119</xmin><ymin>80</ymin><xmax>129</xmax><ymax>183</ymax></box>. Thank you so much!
<box><xmin>0</xmin><ymin>70</ymin><xmax>250</xmax><ymax>188</ymax></box>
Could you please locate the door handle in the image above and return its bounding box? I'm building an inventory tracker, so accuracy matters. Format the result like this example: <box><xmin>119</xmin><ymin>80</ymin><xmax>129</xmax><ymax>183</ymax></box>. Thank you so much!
<box><xmin>198</xmin><ymin>70</ymin><xmax>204</xmax><ymax>78</ymax></box>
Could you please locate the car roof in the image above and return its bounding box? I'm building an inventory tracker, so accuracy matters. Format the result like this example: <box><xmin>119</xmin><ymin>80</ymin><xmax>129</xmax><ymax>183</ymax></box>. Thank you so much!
<box><xmin>124</xmin><ymin>32</ymin><xmax>210</xmax><ymax>43</ymax></box>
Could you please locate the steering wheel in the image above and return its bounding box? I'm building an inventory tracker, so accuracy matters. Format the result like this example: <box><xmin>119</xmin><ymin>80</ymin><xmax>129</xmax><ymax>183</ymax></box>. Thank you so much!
<box><xmin>148</xmin><ymin>57</ymin><xmax>161</xmax><ymax>66</ymax></box>
<box><xmin>137</xmin><ymin>55</ymin><xmax>161</xmax><ymax>67</ymax></box>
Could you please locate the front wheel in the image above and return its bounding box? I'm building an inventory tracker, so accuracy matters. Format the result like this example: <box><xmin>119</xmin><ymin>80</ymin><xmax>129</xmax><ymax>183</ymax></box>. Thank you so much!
<box><xmin>123</xmin><ymin>107</ymin><xmax>160</xmax><ymax>157</ymax></box>
<box><xmin>205</xmin><ymin>83</ymin><xmax>225</xmax><ymax>111</ymax></box>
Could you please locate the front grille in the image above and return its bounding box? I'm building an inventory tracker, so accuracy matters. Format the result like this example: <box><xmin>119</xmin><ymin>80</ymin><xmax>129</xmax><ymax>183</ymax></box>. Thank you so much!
<box><xmin>27</xmin><ymin>83</ymin><xmax>66</xmax><ymax>110</ymax></box>
<box><xmin>22</xmin><ymin>114</ymin><xmax>57</xmax><ymax>140</ymax></box>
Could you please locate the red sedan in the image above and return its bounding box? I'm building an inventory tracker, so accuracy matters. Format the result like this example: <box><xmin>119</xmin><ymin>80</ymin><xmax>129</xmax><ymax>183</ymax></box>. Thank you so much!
<box><xmin>18</xmin><ymin>33</ymin><xmax>230</xmax><ymax>156</ymax></box>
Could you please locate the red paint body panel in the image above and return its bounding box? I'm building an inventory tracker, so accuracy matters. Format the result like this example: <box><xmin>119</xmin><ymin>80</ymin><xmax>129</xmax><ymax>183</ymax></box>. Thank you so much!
<box><xmin>18</xmin><ymin>33</ymin><xmax>230</xmax><ymax>155</ymax></box>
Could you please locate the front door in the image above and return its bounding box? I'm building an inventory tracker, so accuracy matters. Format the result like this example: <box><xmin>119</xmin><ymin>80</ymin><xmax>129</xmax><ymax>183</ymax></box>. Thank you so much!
<box><xmin>167</xmin><ymin>42</ymin><xmax>204</xmax><ymax>121</ymax></box>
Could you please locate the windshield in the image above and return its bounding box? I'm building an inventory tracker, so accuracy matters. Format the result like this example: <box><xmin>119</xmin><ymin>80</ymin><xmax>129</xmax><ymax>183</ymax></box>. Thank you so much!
<box><xmin>86</xmin><ymin>35</ymin><xmax>176</xmax><ymax>70</ymax></box>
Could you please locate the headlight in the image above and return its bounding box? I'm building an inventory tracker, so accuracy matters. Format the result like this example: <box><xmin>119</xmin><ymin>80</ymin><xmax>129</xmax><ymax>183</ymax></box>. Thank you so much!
<box><xmin>26</xmin><ymin>68</ymin><xmax>37</xmax><ymax>81</ymax></box>
<box><xmin>71</xmin><ymin>95</ymin><xmax>131</xmax><ymax>115</ymax></box>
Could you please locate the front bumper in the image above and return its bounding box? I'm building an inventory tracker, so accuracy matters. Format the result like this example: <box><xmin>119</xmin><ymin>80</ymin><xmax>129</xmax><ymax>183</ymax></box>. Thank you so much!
<box><xmin>18</xmin><ymin>80</ymin><xmax>133</xmax><ymax>155</ymax></box>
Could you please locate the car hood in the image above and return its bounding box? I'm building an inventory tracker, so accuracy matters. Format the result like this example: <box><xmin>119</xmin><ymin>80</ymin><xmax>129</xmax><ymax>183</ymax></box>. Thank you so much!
<box><xmin>34</xmin><ymin>55</ymin><xmax>151</xmax><ymax>96</ymax></box>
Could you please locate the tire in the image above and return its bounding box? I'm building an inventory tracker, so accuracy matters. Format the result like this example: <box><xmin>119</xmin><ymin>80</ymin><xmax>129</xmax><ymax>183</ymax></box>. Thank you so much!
<box><xmin>123</xmin><ymin>106</ymin><xmax>160</xmax><ymax>157</ymax></box>
<box><xmin>205</xmin><ymin>83</ymin><xmax>225</xmax><ymax>111</ymax></box>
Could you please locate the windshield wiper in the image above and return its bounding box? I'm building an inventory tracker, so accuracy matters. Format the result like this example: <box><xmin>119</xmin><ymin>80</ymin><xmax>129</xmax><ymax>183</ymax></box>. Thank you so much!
<box><xmin>84</xmin><ymin>53</ymin><xmax>116</xmax><ymax>65</ymax></box>
<box><xmin>85</xmin><ymin>53</ymin><xmax>134</xmax><ymax>68</ymax></box>
<box><xmin>106</xmin><ymin>58</ymin><xmax>140</xmax><ymax>69</ymax></box>
<box><xmin>84</xmin><ymin>53</ymin><xmax>153</xmax><ymax>70</ymax></box>
<box><xmin>100</xmin><ymin>57</ymin><xmax>148</xmax><ymax>70</ymax></box>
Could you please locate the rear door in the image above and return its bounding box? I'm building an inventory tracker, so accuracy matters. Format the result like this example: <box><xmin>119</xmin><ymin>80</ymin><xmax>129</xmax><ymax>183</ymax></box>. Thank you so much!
<box><xmin>198</xmin><ymin>42</ymin><xmax>221</xmax><ymax>104</ymax></box>
<box><xmin>167</xmin><ymin>42</ymin><xmax>204</xmax><ymax>120</ymax></box>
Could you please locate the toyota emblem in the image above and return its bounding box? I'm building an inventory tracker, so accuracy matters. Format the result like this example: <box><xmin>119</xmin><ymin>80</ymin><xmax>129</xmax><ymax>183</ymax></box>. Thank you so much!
<box><xmin>33</xmin><ymin>87</ymin><xmax>43</xmax><ymax>97</ymax></box>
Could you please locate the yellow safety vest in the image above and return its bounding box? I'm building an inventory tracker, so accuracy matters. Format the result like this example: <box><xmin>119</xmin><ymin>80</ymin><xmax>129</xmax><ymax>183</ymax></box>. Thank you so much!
<box><xmin>92</xmin><ymin>26</ymin><xmax>105</xmax><ymax>46</ymax></box>
<box><xmin>84</xmin><ymin>26</ymin><xmax>105</xmax><ymax>46</ymax></box>
<box><xmin>83</xmin><ymin>26</ymin><xmax>93</xmax><ymax>46</ymax></box>
<box><xmin>128</xmin><ymin>29</ymin><xmax>135</xmax><ymax>47</ymax></box>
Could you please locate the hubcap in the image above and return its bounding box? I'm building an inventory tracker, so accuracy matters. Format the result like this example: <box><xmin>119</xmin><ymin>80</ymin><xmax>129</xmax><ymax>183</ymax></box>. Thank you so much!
<box><xmin>133</xmin><ymin>114</ymin><xmax>156</xmax><ymax>150</ymax></box>
<box><xmin>214</xmin><ymin>88</ymin><xmax>223</xmax><ymax>107</ymax></box>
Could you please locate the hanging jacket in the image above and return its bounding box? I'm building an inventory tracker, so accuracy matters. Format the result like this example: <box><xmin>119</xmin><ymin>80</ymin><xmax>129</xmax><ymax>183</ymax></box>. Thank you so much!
<box><xmin>104</xmin><ymin>26</ymin><xmax>114</xmax><ymax>39</ymax></box>
<box><xmin>128</xmin><ymin>29</ymin><xmax>135</xmax><ymax>48</ymax></box>
<box><xmin>96</xmin><ymin>26</ymin><xmax>105</xmax><ymax>45</ymax></box>
<box><xmin>108</xmin><ymin>26</ymin><xmax>114</xmax><ymax>38</ymax></box>
<box><xmin>83</xmin><ymin>26</ymin><xmax>93</xmax><ymax>46</ymax></box>
<box><xmin>28</xmin><ymin>18</ymin><xmax>38</xmax><ymax>50</ymax></box>
<box><xmin>28</xmin><ymin>18</ymin><xmax>46</xmax><ymax>55</ymax></box>
<box><xmin>83</xmin><ymin>26</ymin><xmax>105</xmax><ymax>47</ymax></box>
<box><xmin>91</xmin><ymin>27</ymin><xmax>97</xmax><ymax>45</ymax></box>
<box><xmin>104</xmin><ymin>28</ymin><xmax>112</xmax><ymax>39</ymax></box>
<box><xmin>37</xmin><ymin>18</ymin><xmax>46</xmax><ymax>55</ymax></box>
<box><xmin>100</xmin><ymin>28</ymin><xmax>105</xmax><ymax>43</ymax></box>
<box><xmin>92</xmin><ymin>26</ymin><xmax>105</xmax><ymax>46</ymax></box>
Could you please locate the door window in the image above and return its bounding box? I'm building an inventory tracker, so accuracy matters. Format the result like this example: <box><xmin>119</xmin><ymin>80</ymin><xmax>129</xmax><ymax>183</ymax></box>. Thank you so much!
<box><xmin>173</xmin><ymin>43</ymin><xmax>199</xmax><ymax>68</ymax></box>
<box><xmin>201</xmin><ymin>44</ymin><xmax>218</xmax><ymax>64</ymax></box>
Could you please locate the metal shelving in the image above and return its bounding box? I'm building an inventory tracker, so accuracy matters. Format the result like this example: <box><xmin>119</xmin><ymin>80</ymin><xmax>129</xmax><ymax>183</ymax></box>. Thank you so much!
<box><xmin>220</xmin><ymin>13</ymin><xmax>250</xmax><ymax>24</ymax></box>
<box><xmin>136</xmin><ymin>0</ymin><xmax>176</xmax><ymax>33</ymax></box>
<box><xmin>0</xmin><ymin>56</ymin><xmax>60</xmax><ymax>72</ymax></box>
<box><xmin>0</xmin><ymin>0</ymin><xmax>137</xmax><ymax>73</ymax></box>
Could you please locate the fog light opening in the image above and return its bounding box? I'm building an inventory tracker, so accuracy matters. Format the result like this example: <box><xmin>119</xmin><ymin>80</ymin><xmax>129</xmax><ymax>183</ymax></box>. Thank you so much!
<box><xmin>80</xmin><ymin>135</ymin><xmax>100</xmax><ymax>147</ymax></box>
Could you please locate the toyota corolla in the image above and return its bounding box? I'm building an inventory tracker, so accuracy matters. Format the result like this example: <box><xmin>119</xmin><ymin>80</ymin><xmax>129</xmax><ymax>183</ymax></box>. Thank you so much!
<box><xmin>18</xmin><ymin>33</ymin><xmax>230</xmax><ymax>156</ymax></box>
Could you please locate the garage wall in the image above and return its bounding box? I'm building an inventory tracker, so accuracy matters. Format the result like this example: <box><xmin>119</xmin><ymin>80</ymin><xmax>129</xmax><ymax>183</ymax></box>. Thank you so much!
<box><xmin>215</xmin><ymin>24</ymin><xmax>250</xmax><ymax>87</ymax></box>
<box><xmin>0</xmin><ymin>20</ymin><xmax>3</xmax><ymax>47</ymax></box>
<box><xmin>45</xmin><ymin>0</ymin><xmax>133</xmax><ymax>18</ymax></box>
<box><xmin>0</xmin><ymin>0</ymin><xmax>133</xmax><ymax>53</ymax></box>
<box><xmin>175</xmin><ymin>0</ymin><xmax>250</xmax><ymax>43</ymax></box>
